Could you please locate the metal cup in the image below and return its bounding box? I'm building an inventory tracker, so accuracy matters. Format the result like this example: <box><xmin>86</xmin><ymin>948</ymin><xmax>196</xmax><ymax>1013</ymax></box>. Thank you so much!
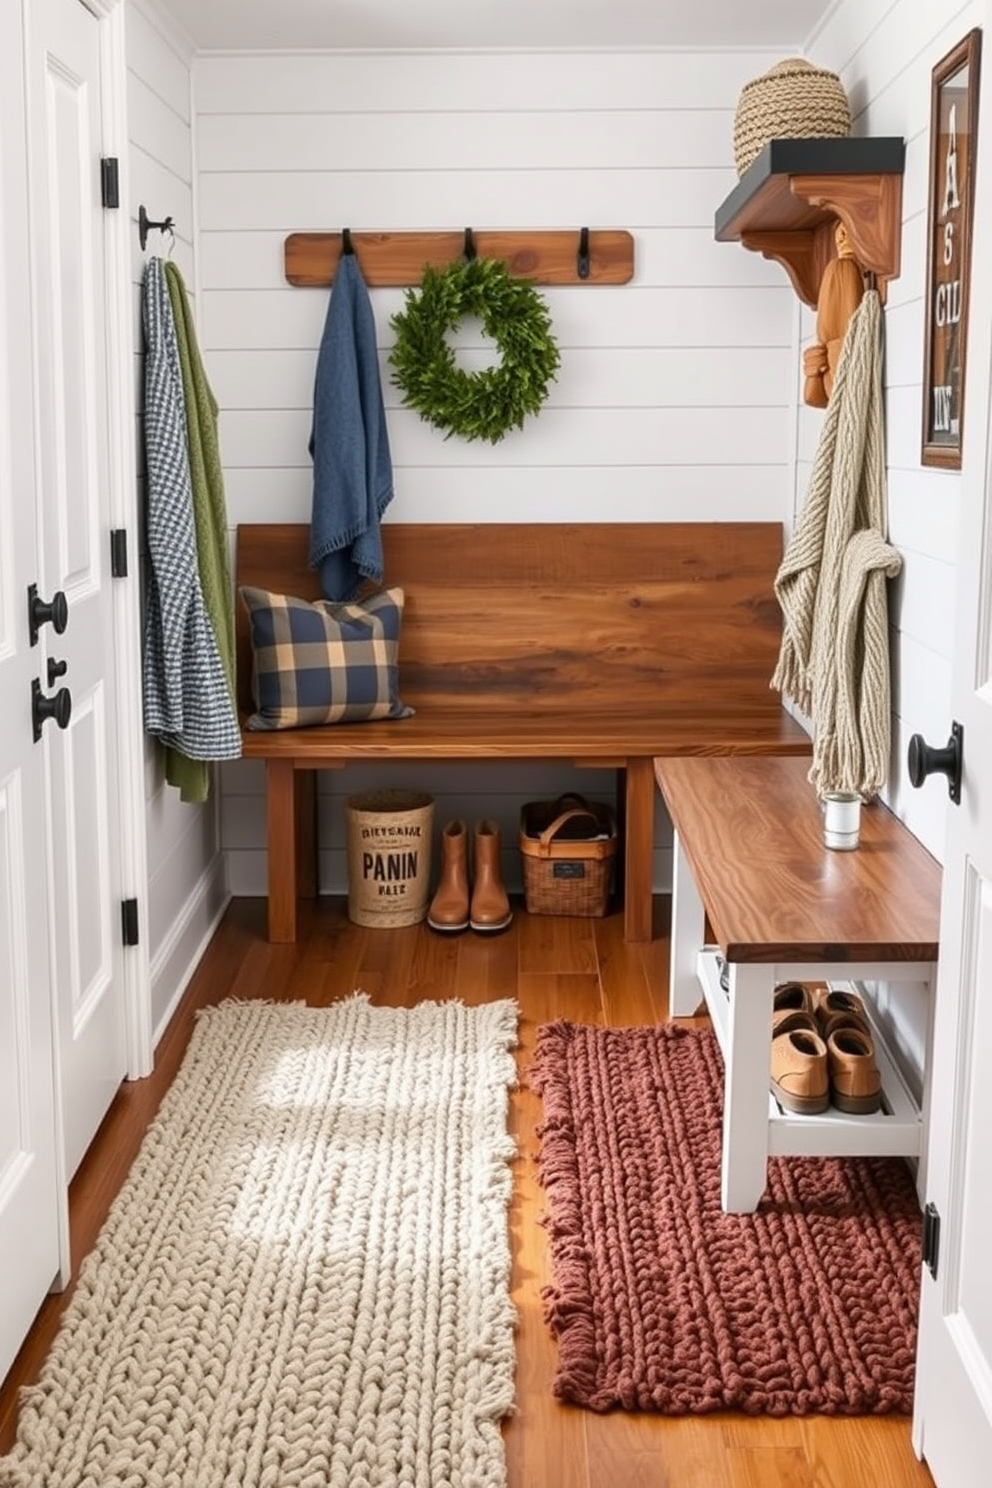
<box><xmin>822</xmin><ymin>791</ymin><xmax>861</xmax><ymax>850</ymax></box>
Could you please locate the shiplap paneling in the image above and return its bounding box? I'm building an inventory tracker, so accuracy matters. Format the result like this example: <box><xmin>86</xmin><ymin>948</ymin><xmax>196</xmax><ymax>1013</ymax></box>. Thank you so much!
<box><xmin>127</xmin><ymin>0</ymin><xmax>228</xmax><ymax>1030</ymax></box>
<box><xmin>222</xmin><ymin>463</ymin><xmax>790</xmax><ymax>526</ymax></box>
<box><xmin>193</xmin><ymin>50</ymin><xmax>786</xmax><ymax>115</ymax></box>
<box><xmin>886</xmin><ymin>465</ymin><xmax>961</xmax><ymax>563</ymax></box>
<box><xmin>126</xmin><ymin>73</ymin><xmax>193</xmax><ymax>184</ymax></box>
<box><xmin>200</xmin><ymin>283</ymin><xmax>792</xmax><ymax>355</ymax></box>
<box><xmin>196</xmin><ymin>108</ymin><xmax>739</xmax><ymax>174</ymax></box>
<box><xmin>805</xmin><ymin>0</ymin><xmax>982</xmax><ymax>782</ymax></box>
<box><xmin>208</xmin><ymin>346</ymin><xmax>792</xmax><ymax>412</ymax></box>
<box><xmin>126</xmin><ymin>0</ymin><xmax>193</xmax><ymax>123</ymax></box>
<box><xmin>222</xmin><ymin>404</ymin><xmax>788</xmax><ymax>473</ymax></box>
<box><xmin>196</xmin><ymin>46</ymin><xmax>800</xmax><ymax>895</ymax></box>
<box><xmin>889</xmin><ymin>550</ymin><xmax>958</xmax><ymax>656</ymax></box>
<box><xmin>801</xmin><ymin>0</ymin><xmax>982</xmax><ymax>1089</ymax></box>
<box><xmin>197</xmin><ymin>166</ymin><xmax>738</xmax><ymax>235</ymax></box>
<box><xmin>221</xmin><ymin>760</ymin><xmax>669</xmax><ymax>900</ymax></box>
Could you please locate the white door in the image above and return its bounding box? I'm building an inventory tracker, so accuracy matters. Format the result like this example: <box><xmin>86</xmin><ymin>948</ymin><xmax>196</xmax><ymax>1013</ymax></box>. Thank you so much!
<box><xmin>25</xmin><ymin>0</ymin><xmax>127</xmax><ymax>1178</ymax></box>
<box><xmin>912</xmin><ymin>10</ymin><xmax>992</xmax><ymax>1480</ymax></box>
<box><xmin>0</xmin><ymin>0</ymin><xmax>64</xmax><ymax>1383</ymax></box>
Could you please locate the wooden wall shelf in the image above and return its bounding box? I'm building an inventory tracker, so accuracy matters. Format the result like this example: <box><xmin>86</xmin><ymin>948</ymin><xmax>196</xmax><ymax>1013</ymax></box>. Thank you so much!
<box><xmin>284</xmin><ymin>229</ymin><xmax>635</xmax><ymax>287</ymax></box>
<box><xmin>714</xmin><ymin>137</ymin><xmax>906</xmax><ymax>307</ymax></box>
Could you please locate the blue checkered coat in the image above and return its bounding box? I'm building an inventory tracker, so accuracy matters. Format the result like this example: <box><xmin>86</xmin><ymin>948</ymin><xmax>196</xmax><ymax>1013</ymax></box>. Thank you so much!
<box><xmin>141</xmin><ymin>258</ymin><xmax>241</xmax><ymax>779</ymax></box>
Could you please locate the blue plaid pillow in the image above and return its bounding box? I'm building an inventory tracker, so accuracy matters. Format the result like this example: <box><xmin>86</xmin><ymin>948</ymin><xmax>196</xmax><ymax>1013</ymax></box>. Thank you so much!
<box><xmin>240</xmin><ymin>586</ymin><xmax>414</xmax><ymax>730</ymax></box>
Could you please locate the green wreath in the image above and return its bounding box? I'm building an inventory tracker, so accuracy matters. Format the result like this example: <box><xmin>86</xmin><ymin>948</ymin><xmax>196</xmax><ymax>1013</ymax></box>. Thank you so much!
<box><xmin>388</xmin><ymin>257</ymin><xmax>560</xmax><ymax>444</ymax></box>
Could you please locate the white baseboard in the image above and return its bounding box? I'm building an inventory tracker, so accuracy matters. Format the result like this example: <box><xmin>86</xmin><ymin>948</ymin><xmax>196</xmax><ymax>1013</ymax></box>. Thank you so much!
<box><xmin>150</xmin><ymin>856</ymin><xmax>231</xmax><ymax>1046</ymax></box>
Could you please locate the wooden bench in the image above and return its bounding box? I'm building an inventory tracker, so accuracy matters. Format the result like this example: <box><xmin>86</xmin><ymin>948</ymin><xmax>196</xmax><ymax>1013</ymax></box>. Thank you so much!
<box><xmin>235</xmin><ymin>522</ymin><xmax>811</xmax><ymax>942</ymax></box>
<box><xmin>655</xmin><ymin>755</ymin><xmax>942</xmax><ymax>1211</ymax></box>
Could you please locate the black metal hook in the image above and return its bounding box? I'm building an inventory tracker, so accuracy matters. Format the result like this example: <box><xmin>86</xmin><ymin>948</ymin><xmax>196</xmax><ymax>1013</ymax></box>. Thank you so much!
<box><xmin>341</xmin><ymin>227</ymin><xmax>354</xmax><ymax>256</ymax></box>
<box><xmin>138</xmin><ymin>204</ymin><xmax>174</xmax><ymax>252</ymax></box>
<box><xmin>463</xmin><ymin>226</ymin><xmax>477</xmax><ymax>262</ymax></box>
<box><xmin>577</xmin><ymin>226</ymin><xmax>590</xmax><ymax>280</ymax></box>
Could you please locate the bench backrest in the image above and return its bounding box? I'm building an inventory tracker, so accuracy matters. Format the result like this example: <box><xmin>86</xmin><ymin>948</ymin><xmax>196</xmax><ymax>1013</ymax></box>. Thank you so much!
<box><xmin>235</xmin><ymin>522</ymin><xmax>787</xmax><ymax>720</ymax></box>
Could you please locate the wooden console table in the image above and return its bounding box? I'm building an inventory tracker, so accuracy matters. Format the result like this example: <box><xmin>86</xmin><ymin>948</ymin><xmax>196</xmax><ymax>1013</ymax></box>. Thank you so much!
<box><xmin>654</xmin><ymin>755</ymin><xmax>942</xmax><ymax>1213</ymax></box>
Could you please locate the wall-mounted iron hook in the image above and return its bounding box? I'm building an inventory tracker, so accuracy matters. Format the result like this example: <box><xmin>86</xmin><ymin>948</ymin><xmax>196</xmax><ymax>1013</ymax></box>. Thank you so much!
<box><xmin>463</xmin><ymin>226</ymin><xmax>477</xmax><ymax>262</ymax></box>
<box><xmin>138</xmin><ymin>205</ymin><xmax>175</xmax><ymax>252</ymax></box>
<box><xmin>577</xmin><ymin>226</ymin><xmax>590</xmax><ymax>280</ymax></box>
<box><xmin>341</xmin><ymin>227</ymin><xmax>355</xmax><ymax>256</ymax></box>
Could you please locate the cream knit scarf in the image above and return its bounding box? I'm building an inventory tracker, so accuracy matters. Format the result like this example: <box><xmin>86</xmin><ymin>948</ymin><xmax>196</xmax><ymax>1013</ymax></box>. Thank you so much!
<box><xmin>771</xmin><ymin>289</ymin><xmax>902</xmax><ymax>799</ymax></box>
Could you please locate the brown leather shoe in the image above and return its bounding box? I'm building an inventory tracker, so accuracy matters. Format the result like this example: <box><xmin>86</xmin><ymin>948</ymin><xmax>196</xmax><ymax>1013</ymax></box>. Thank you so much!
<box><xmin>770</xmin><ymin>1028</ymin><xmax>830</xmax><ymax>1114</ymax></box>
<box><xmin>827</xmin><ymin>1026</ymin><xmax>882</xmax><ymax>1113</ymax></box>
<box><xmin>470</xmin><ymin>820</ymin><xmax>512</xmax><ymax>934</ymax></box>
<box><xmin>426</xmin><ymin>819</ymin><xmax>470</xmax><ymax>934</ymax></box>
<box><xmin>814</xmin><ymin>987</ymin><xmax>870</xmax><ymax>1040</ymax></box>
<box><xmin>771</xmin><ymin>1008</ymin><xmax>819</xmax><ymax>1040</ymax></box>
<box><xmin>773</xmin><ymin>982</ymin><xmax>815</xmax><ymax>1016</ymax></box>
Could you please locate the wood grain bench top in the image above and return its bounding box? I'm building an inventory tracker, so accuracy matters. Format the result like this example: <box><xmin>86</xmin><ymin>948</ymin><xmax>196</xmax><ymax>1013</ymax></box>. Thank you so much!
<box><xmin>236</xmin><ymin>521</ymin><xmax>811</xmax><ymax>759</ymax></box>
<box><xmin>655</xmin><ymin>755</ymin><xmax>941</xmax><ymax>963</ymax></box>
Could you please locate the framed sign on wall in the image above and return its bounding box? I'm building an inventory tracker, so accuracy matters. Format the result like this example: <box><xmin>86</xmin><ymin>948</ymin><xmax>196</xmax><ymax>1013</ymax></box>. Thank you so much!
<box><xmin>922</xmin><ymin>28</ymin><xmax>982</xmax><ymax>468</ymax></box>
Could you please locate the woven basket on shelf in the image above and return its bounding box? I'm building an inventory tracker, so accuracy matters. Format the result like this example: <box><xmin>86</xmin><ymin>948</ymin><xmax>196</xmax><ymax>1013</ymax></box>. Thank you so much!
<box><xmin>733</xmin><ymin>57</ymin><xmax>851</xmax><ymax>177</ymax></box>
<box><xmin>519</xmin><ymin>794</ymin><xmax>617</xmax><ymax>918</ymax></box>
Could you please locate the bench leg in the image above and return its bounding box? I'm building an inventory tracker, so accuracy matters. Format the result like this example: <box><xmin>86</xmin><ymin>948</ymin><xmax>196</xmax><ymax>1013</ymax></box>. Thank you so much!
<box><xmin>295</xmin><ymin>769</ymin><xmax>318</xmax><ymax>900</ymax></box>
<box><xmin>669</xmin><ymin>827</ymin><xmax>706</xmax><ymax>1017</ymax></box>
<box><xmin>720</xmin><ymin>963</ymin><xmax>774</xmax><ymax>1212</ymax></box>
<box><xmin>623</xmin><ymin>757</ymin><xmax>654</xmax><ymax>943</ymax></box>
<box><xmin>266</xmin><ymin>759</ymin><xmax>298</xmax><ymax>943</ymax></box>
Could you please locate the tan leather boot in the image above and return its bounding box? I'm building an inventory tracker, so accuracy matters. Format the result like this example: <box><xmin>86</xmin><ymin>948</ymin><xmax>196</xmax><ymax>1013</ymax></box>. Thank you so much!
<box><xmin>470</xmin><ymin>820</ymin><xmax>512</xmax><ymax>934</ymax></box>
<box><xmin>427</xmin><ymin>820</ymin><xmax>470</xmax><ymax>934</ymax></box>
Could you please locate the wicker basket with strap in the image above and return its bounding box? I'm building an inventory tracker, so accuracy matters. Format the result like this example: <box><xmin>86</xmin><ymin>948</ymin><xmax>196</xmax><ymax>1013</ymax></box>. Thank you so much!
<box><xmin>519</xmin><ymin>794</ymin><xmax>617</xmax><ymax>917</ymax></box>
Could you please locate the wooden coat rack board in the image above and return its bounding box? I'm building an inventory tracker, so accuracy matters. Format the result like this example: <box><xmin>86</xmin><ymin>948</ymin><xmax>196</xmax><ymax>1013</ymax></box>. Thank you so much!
<box><xmin>284</xmin><ymin>229</ymin><xmax>635</xmax><ymax>287</ymax></box>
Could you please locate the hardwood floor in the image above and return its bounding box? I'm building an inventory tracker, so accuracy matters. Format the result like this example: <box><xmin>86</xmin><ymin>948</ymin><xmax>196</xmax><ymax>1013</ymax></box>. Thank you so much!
<box><xmin>0</xmin><ymin>896</ymin><xmax>936</xmax><ymax>1487</ymax></box>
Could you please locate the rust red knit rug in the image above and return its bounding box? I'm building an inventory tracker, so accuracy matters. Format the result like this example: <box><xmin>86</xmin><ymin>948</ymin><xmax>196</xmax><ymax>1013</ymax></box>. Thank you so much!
<box><xmin>532</xmin><ymin>1020</ymin><xmax>922</xmax><ymax>1416</ymax></box>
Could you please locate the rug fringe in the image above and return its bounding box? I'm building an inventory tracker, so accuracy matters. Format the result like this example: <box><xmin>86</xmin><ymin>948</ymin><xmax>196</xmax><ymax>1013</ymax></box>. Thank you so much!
<box><xmin>529</xmin><ymin>1021</ymin><xmax>619</xmax><ymax>1410</ymax></box>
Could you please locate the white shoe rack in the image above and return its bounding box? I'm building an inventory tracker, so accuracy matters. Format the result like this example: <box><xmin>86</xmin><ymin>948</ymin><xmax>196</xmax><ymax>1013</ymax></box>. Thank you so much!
<box><xmin>698</xmin><ymin>947</ymin><xmax>923</xmax><ymax>1161</ymax></box>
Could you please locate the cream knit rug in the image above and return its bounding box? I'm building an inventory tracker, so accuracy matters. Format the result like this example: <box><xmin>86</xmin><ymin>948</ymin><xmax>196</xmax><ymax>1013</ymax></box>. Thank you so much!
<box><xmin>0</xmin><ymin>997</ymin><xmax>518</xmax><ymax>1488</ymax></box>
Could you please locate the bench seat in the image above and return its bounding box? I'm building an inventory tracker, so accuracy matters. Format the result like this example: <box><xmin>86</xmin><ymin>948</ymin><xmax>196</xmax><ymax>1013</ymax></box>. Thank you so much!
<box><xmin>235</xmin><ymin>521</ymin><xmax>811</xmax><ymax>942</ymax></box>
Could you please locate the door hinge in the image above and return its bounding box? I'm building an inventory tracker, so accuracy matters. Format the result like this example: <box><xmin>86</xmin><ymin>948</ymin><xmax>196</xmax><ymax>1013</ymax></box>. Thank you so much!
<box><xmin>110</xmin><ymin>528</ymin><xmax>128</xmax><ymax>578</ymax></box>
<box><xmin>121</xmin><ymin>897</ymin><xmax>140</xmax><ymax>948</ymax></box>
<box><xmin>922</xmin><ymin>1201</ymin><xmax>940</xmax><ymax>1280</ymax></box>
<box><xmin>100</xmin><ymin>157</ymin><xmax>120</xmax><ymax>209</ymax></box>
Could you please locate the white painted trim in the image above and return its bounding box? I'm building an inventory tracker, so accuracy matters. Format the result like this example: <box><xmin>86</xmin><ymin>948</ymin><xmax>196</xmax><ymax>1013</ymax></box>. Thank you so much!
<box><xmin>190</xmin><ymin>35</ymin><xmax>202</xmax><ymax>292</ymax></box>
<box><xmin>130</xmin><ymin>0</ymin><xmax>197</xmax><ymax>63</ymax></box>
<box><xmin>802</xmin><ymin>0</ymin><xmax>843</xmax><ymax>50</ymax></box>
<box><xmin>150</xmin><ymin>859</ymin><xmax>231</xmax><ymax>1048</ymax></box>
<box><xmin>94</xmin><ymin>0</ymin><xmax>154</xmax><ymax>1081</ymax></box>
<box><xmin>188</xmin><ymin>44</ymin><xmax>805</xmax><ymax>60</ymax></box>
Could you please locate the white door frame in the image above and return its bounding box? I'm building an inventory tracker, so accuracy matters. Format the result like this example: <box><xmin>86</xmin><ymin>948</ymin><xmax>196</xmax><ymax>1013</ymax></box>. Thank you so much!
<box><xmin>77</xmin><ymin>0</ymin><xmax>152</xmax><ymax>1079</ymax></box>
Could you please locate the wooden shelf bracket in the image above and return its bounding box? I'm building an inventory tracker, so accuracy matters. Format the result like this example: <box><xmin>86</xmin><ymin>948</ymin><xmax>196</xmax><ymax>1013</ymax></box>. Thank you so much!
<box><xmin>741</xmin><ymin>171</ymin><xmax>903</xmax><ymax>306</ymax></box>
<box><xmin>714</xmin><ymin>138</ymin><xmax>906</xmax><ymax>309</ymax></box>
<box><xmin>284</xmin><ymin>228</ymin><xmax>635</xmax><ymax>288</ymax></box>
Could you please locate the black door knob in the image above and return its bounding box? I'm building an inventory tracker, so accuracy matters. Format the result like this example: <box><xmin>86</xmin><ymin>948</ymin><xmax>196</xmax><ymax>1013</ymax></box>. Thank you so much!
<box><xmin>907</xmin><ymin>722</ymin><xmax>962</xmax><ymax>804</ymax></box>
<box><xmin>32</xmin><ymin>678</ymin><xmax>72</xmax><ymax>742</ymax></box>
<box><xmin>27</xmin><ymin>583</ymin><xmax>68</xmax><ymax>646</ymax></box>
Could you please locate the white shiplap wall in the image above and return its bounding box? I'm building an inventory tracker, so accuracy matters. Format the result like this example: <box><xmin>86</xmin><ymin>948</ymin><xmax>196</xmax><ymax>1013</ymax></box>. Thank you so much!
<box><xmin>126</xmin><ymin>0</ymin><xmax>229</xmax><ymax>1035</ymax></box>
<box><xmin>192</xmin><ymin>46</ymin><xmax>801</xmax><ymax>895</ymax></box>
<box><xmin>804</xmin><ymin>0</ymin><xmax>980</xmax><ymax>1089</ymax></box>
<box><xmin>806</xmin><ymin>0</ymin><xmax>978</xmax><ymax>860</ymax></box>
